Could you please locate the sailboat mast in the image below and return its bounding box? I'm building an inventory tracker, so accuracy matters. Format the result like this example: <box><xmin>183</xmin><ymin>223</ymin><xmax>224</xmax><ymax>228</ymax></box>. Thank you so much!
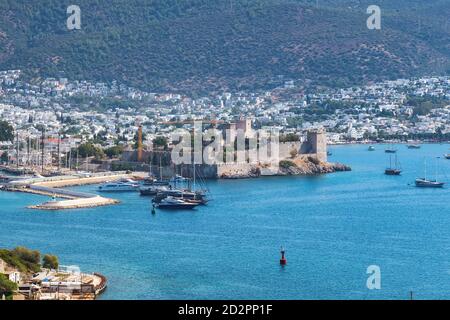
<box><xmin>424</xmin><ymin>159</ymin><xmax>427</xmax><ymax>180</ymax></box>
<box><xmin>159</xmin><ymin>153</ymin><xmax>162</xmax><ymax>181</ymax></box>
<box><xmin>193</xmin><ymin>162</ymin><xmax>196</xmax><ymax>192</ymax></box>
<box><xmin>435</xmin><ymin>157</ymin><xmax>439</xmax><ymax>181</ymax></box>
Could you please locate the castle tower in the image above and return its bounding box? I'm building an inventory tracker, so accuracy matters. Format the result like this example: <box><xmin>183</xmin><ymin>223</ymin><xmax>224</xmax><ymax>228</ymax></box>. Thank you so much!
<box><xmin>307</xmin><ymin>129</ymin><xmax>327</xmax><ymax>162</ymax></box>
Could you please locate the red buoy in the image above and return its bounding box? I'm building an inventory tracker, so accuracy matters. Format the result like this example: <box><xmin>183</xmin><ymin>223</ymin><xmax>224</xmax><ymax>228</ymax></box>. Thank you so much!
<box><xmin>280</xmin><ymin>247</ymin><xmax>287</xmax><ymax>266</ymax></box>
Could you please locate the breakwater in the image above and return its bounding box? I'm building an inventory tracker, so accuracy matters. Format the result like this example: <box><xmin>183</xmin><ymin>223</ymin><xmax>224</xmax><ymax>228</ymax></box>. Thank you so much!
<box><xmin>3</xmin><ymin>171</ymin><xmax>147</xmax><ymax>210</ymax></box>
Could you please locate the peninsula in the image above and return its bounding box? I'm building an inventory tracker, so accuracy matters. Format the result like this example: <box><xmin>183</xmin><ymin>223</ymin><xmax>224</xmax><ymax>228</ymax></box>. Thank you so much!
<box><xmin>0</xmin><ymin>247</ymin><xmax>106</xmax><ymax>300</ymax></box>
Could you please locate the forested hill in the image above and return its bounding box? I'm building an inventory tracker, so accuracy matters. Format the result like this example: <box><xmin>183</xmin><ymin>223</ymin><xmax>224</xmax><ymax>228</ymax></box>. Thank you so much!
<box><xmin>0</xmin><ymin>0</ymin><xmax>449</xmax><ymax>94</ymax></box>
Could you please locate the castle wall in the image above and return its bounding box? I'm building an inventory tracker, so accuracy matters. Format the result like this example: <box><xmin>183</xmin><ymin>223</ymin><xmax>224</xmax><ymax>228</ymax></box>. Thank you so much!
<box><xmin>142</xmin><ymin>129</ymin><xmax>328</xmax><ymax>179</ymax></box>
<box><xmin>216</xmin><ymin>163</ymin><xmax>254</xmax><ymax>178</ymax></box>
<box><xmin>278</xmin><ymin>142</ymin><xmax>302</xmax><ymax>159</ymax></box>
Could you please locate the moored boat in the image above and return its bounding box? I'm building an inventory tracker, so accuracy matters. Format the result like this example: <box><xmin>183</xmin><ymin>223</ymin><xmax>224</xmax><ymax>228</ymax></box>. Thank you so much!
<box><xmin>415</xmin><ymin>178</ymin><xmax>445</xmax><ymax>188</ymax></box>
<box><xmin>170</xmin><ymin>175</ymin><xmax>189</xmax><ymax>183</ymax></box>
<box><xmin>152</xmin><ymin>189</ymin><xmax>207</xmax><ymax>204</ymax></box>
<box><xmin>155</xmin><ymin>197</ymin><xmax>199</xmax><ymax>210</ymax></box>
<box><xmin>139</xmin><ymin>185</ymin><xmax>169</xmax><ymax>196</ymax></box>
<box><xmin>142</xmin><ymin>177</ymin><xmax>170</xmax><ymax>186</ymax></box>
<box><xmin>97</xmin><ymin>182</ymin><xmax>139</xmax><ymax>192</ymax></box>
<box><xmin>385</xmin><ymin>154</ymin><xmax>402</xmax><ymax>176</ymax></box>
<box><xmin>368</xmin><ymin>146</ymin><xmax>375</xmax><ymax>151</ymax></box>
<box><xmin>415</xmin><ymin>158</ymin><xmax>445</xmax><ymax>188</ymax></box>
<box><xmin>385</xmin><ymin>168</ymin><xmax>402</xmax><ymax>176</ymax></box>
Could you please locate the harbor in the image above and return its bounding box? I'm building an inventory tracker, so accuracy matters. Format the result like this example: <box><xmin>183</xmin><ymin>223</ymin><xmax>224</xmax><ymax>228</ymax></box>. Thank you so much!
<box><xmin>1</xmin><ymin>143</ymin><xmax>449</xmax><ymax>299</ymax></box>
<box><xmin>1</xmin><ymin>171</ymin><xmax>148</xmax><ymax>210</ymax></box>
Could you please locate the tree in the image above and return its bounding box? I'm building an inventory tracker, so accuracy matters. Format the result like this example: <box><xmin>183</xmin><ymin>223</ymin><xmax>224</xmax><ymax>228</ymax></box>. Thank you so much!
<box><xmin>12</xmin><ymin>247</ymin><xmax>40</xmax><ymax>265</ymax></box>
<box><xmin>280</xmin><ymin>133</ymin><xmax>300</xmax><ymax>142</ymax></box>
<box><xmin>0</xmin><ymin>120</ymin><xmax>14</xmax><ymax>142</ymax></box>
<box><xmin>104</xmin><ymin>145</ymin><xmax>124</xmax><ymax>158</ymax></box>
<box><xmin>0</xmin><ymin>274</ymin><xmax>17</xmax><ymax>299</ymax></box>
<box><xmin>10</xmin><ymin>247</ymin><xmax>41</xmax><ymax>273</ymax></box>
<box><xmin>0</xmin><ymin>151</ymin><xmax>8</xmax><ymax>164</ymax></box>
<box><xmin>77</xmin><ymin>142</ymin><xmax>105</xmax><ymax>159</ymax></box>
<box><xmin>152</xmin><ymin>136</ymin><xmax>168</xmax><ymax>149</ymax></box>
<box><xmin>42</xmin><ymin>254</ymin><xmax>59</xmax><ymax>270</ymax></box>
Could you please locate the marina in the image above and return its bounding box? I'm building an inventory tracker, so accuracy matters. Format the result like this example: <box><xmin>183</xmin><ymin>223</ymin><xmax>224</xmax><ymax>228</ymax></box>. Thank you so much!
<box><xmin>1</xmin><ymin>172</ymin><xmax>147</xmax><ymax>210</ymax></box>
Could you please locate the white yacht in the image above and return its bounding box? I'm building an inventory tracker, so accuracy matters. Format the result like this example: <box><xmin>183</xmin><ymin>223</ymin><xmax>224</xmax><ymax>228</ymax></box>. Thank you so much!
<box><xmin>97</xmin><ymin>182</ymin><xmax>139</xmax><ymax>192</ymax></box>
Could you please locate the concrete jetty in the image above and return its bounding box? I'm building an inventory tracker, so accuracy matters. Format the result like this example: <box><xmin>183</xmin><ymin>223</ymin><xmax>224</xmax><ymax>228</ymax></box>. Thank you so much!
<box><xmin>4</xmin><ymin>171</ymin><xmax>147</xmax><ymax>211</ymax></box>
<box><xmin>28</xmin><ymin>196</ymin><xmax>120</xmax><ymax>211</ymax></box>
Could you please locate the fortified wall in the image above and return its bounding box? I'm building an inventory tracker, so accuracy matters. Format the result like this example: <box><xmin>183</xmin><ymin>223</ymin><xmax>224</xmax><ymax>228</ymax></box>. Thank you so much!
<box><xmin>278</xmin><ymin>129</ymin><xmax>327</xmax><ymax>162</ymax></box>
<box><xmin>175</xmin><ymin>129</ymin><xmax>328</xmax><ymax>179</ymax></box>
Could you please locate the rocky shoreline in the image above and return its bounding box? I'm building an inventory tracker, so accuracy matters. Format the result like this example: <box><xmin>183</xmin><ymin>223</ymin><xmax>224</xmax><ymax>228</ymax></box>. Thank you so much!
<box><xmin>278</xmin><ymin>156</ymin><xmax>351</xmax><ymax>176</ymax></box>
<box><xmin>220</xmin><ymin>156</ymin><xmax>351</xmax><ymax>179</ymax></box>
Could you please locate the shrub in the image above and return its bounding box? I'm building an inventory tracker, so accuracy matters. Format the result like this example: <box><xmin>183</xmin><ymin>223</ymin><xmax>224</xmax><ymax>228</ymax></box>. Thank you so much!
<box><xmin>0</xmin><ymin>274</ymin><xmax>18</xmax><ymax>299</ymax></box>
<box><xmin>42</xmin><ymin>254</ymin><xmax>59</xmax><ymax>270</ymax></box>
<box><xmin>0</xmin><ymin>248</ymin><xmax>40</xmax><ymax>273</ymax></box>
<box><xmin>308</xmin><ymin>156</ymin><xmax>320</xmax><ymax>165</ymax></box>
<box><xmin>280</xmin><ymin>133</ymin><xmax>300</xmax><ymax>142</ymax></box>
<box><xmin>279</xmin><ymin>160</ymin><xmax>296</xmax><ymax>169</ymax></box>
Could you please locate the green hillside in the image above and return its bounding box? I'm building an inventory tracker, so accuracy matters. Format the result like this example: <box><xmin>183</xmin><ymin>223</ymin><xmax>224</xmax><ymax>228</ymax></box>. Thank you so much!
<box><xmin>0</xmin><ymin>0</ymin><xmax>449</xmax><ymax>93</ymax></box>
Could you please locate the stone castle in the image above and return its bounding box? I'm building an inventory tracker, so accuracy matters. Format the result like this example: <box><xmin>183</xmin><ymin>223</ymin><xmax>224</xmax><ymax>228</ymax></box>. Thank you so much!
<box><xmin>176</xmin><ymin>128</ymin><xmax>328</xmax><ymax>179</ymax></box>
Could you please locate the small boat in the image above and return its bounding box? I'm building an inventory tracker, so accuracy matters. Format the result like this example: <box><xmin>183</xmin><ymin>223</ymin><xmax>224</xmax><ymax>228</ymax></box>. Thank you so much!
<box><xmin>170</xmin><ymin>175</ymin><xmax>189</xmax><ymax>183</ymax></box>
<box><xmin>415</xmin><ymin>178</ymin><xmax>445</xmax><ymax>188</ymax></box>
<box><xmin>327</xmin><ymin>151</ymin><xmax>332</xmax><ymax>156</ymax></box>
<box><xmin>98</xmin><ymin>182</ymin><xmax>139</xmax><ymax>192</ymax></box>
<box><xmin>155</xmin><ymin>197</ymin><xmax>199</xmax><ymax>210</ymax></box>
<box><xmin>385</xmin><ymin>148</ymin><xmax>397</xmax><ymax>153</ymax></box>
<box><xmin>407</xmin><ymin>144</ymin><xmax>421</xmax><ymax>149</ymax></box>
<box><xmin>445</xmin><ymin>154</ymin><xmax>450</xmax><ymax>160</ymax></box>
<box><xmin>368</xmin><ymin>146</ymin><xmax>375</xmax><ymax>151</ymax></box>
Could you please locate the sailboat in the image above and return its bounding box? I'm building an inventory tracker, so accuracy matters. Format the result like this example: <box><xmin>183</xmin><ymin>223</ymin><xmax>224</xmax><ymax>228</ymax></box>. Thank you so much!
<box><xmin>385</xmin><ymin>153</ymin><xmax>402</xmax><ymax>176</ymax></box>
<box><xmin>189</xmin><ymin>162</ymin><xmax>207</xmax><ymax>202</ymax></box>
<box><xmin>415</xmin><ymin>158</ymin><xmax>445</xmax><ymax>188</ymax></box>
<box><xmin>140</xmin><ymin>153</ymin><xmax>170</xmax><ymax>196</ymax></box>
<box><xmin>152</xmin><ymin>162</ymin><xmax>208</xmax><ymax>205</ymax></box>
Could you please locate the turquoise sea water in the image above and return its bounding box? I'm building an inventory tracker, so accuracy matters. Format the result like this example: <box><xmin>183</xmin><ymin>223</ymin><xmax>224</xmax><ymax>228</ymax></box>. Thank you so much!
<box><xmin>1</xmin><ymin>144</ymin><xmax>450</xmax><ymax>300</ymax></box>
